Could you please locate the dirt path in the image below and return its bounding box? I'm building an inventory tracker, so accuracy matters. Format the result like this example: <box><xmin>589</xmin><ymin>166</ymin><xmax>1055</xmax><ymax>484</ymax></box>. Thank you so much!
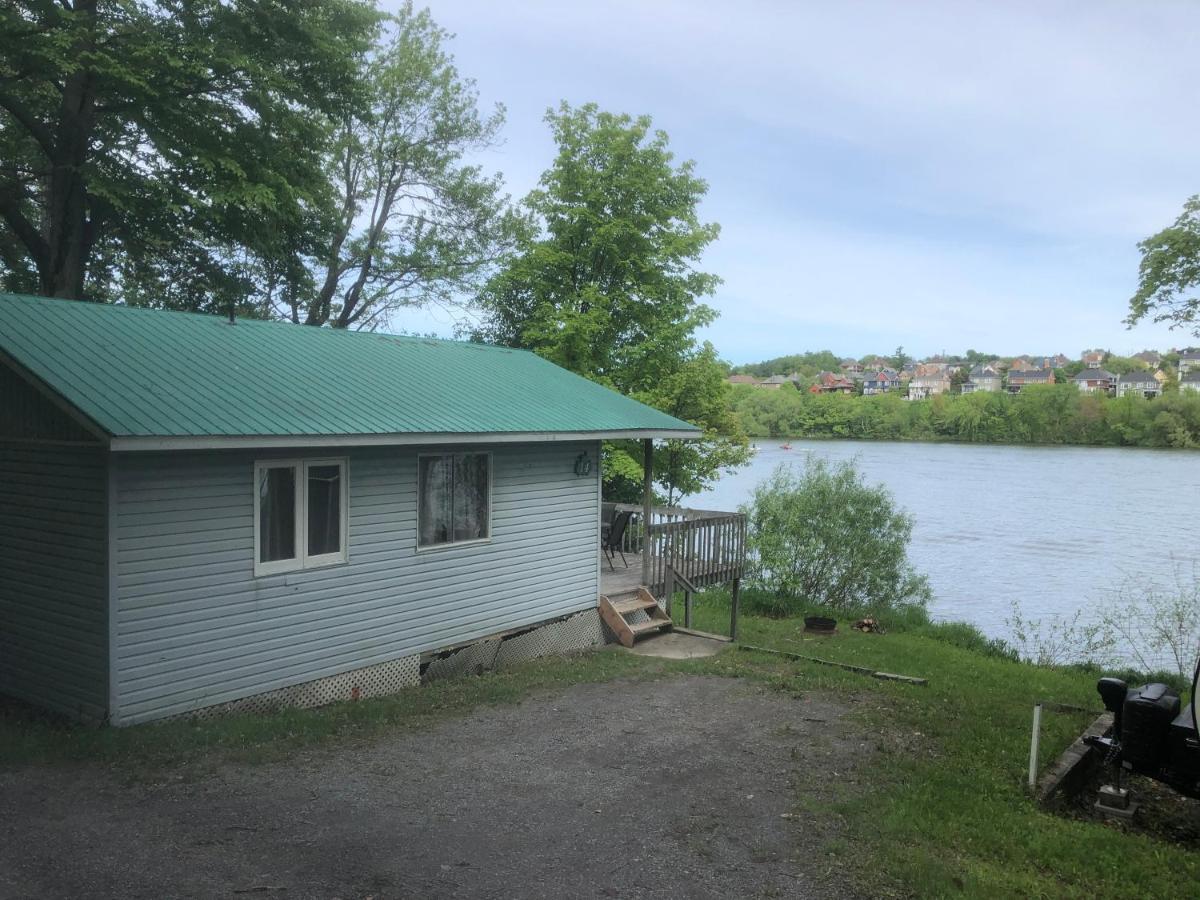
<box><xmin>0</xmin><ymin>676</ymin><xmax>869</xmax><ymax>899</ymax></box>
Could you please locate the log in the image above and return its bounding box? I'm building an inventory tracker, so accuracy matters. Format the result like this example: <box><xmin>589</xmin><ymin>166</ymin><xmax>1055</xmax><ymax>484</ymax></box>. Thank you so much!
<box><xmin>738</xmin><ymin>643</ymin><xmax>927</xmax><ymax>686</ymax></box>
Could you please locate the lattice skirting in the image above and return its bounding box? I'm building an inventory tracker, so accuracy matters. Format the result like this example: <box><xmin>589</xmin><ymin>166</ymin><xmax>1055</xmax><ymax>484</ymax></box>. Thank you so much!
<box><xmin>174</xmin><ymin>653</ymin><xmax>422</xmax><ymax>721</ymax></box>
<box><xmin>171</xmin><ymin>608</ymin><xmax>611</xmax><ymax>720</ymax></box>
<box><xmin>423</xmin><ymin>608</ymin><xmax>608</xmax><ymax>683</ymax></box>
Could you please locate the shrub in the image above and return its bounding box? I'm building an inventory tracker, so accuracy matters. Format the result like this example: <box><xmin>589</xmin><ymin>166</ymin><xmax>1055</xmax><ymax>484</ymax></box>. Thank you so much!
<box><xmin>1004</xmin><ymin>601</ymin><xmax>1114</xmax><ymax>668</ymax></box>
<box><xmin>1099</xmin><ymin>562</ymin><xmax>1200</xmax><ymax>681</ymax></box>
<box><xmin>743</xmin><ymin>458</ymin><xmax>931</xmax><ymax>616</ymax></box>
<box><xmin>917</xmin><ymin>620</ymin><xmax>1019</xmax><ymax>661</ymax></box>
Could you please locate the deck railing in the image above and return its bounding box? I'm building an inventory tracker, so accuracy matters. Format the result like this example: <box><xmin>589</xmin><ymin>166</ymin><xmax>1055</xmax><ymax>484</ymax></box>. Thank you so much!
<box><xmin>608</xmin><ymin>502</ymin><xmax>747</xmax><ymax>599</ymax></box>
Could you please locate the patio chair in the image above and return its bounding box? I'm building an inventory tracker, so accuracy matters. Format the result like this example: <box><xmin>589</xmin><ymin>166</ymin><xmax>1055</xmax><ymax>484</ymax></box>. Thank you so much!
<box><xmin>603</xmin><ymin>509</ymin><xmax>633</xmax><ymax>570</ymax></box>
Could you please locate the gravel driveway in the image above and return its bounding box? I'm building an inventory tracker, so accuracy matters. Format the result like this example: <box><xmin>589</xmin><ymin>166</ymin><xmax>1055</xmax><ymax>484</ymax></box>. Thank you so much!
<box><xmin>0</xmin><ymin>675</ymin><xmax>868</xmax><ymax>899</ymax></box>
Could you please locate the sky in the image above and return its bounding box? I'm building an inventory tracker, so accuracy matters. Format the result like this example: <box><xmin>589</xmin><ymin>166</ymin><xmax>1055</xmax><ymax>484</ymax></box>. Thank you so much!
<box><xmin>385</xmin><ymin>0</ymin><xmax>1200</xmax><ymax>364</ymax></box>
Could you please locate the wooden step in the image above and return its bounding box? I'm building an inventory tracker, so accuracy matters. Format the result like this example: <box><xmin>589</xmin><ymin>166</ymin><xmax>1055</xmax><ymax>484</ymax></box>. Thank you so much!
<box><xmin>599</xmin><ymin>589</ymin><xmax>673</xmax><ymax>648</ymax></box>
<box><xmin>612</xmin><ymin>594</ymin><xmax>659</xmax><ymax>616</ymax></box>
<box><xmin>628</xmin><ymin>618</ymin><xmax>671</xmax><ymax>636</ymax></box>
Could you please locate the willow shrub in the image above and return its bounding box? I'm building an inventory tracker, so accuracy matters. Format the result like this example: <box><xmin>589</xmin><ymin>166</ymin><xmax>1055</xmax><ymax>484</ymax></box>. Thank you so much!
<box><xmin>744</xmin><ymin>459</ymin><xmax>931</xmax><ymax>617</ymax></box>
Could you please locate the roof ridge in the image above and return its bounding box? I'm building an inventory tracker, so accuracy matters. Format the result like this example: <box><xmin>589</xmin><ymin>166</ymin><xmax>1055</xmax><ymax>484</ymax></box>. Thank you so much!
<box><xmin>0</xmin><ymin>290</ymin><xmax>697</xmax><ymax>440</ymax></box>
<box><xmin>0</xmin><ymin>291</ymin><xmax>528</xmax><ymax>355</ymax></box>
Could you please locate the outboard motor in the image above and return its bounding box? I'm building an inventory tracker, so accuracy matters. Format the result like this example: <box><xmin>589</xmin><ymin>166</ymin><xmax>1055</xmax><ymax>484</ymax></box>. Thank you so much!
<box><xmin>1120</xmin><ymin>683</ymin><xmax>1180</xmax><ymax>770</ymax></box>
<box><xmin>1088</xmin><ymin>675</ymin><xmax>1200</xmax><ymax>799</ymax></box>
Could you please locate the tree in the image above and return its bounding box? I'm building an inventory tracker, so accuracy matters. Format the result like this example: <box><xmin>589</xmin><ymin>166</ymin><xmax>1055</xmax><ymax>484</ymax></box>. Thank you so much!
<box><xmin>1102</xmin><ymin>355</ymin><xmax>1149</xmax><ymax>376</ymax></box>
<box><xmin>0</xmin><ymin>0</ymin><xmax>378</xmax><ymax>305</ymax></box>
<box><xmin>731</xmin><ymin>351</ymin><xmax>840</xmax><ymax>378</ymax></box>
<box><xmin>477</xmin><ymin>103</ymin><xmax>720</xmax><ymax>389</ymax></box>
<box><xmin>607</xmin><ymin>343</ymin><xmax>751</xmax><ymax>506</ymax></box>
<box><xmin>891</xmin><ymin>345</ymin><xmax>910</xmax><ymax>369</ymax></box>
<box><xmin>476</xmin><ymin>102</ymin><xmax>747</xmax><ymax>501</ymax></box>
<box><xmin>1127</xmin><ymin>195</ymin><xmax>1200</xmax><ymax>333</ymax></box>
<box><xmin>278</xmin><ymin>3</ymin><xmax>524</xmax><ymax>329</ymax></box>
<box><xmin>745</xmin><ymin>459</ymin><xmax>930</xmax><ymax>615</ymax></box>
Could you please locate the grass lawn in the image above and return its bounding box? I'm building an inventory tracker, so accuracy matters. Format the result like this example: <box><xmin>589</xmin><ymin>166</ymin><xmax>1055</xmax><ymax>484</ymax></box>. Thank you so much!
<box><xmin>3</xmin><ymin>600</ymin><xmax>1197</xmax><ymax>898</ymax></box>
<box><xmin>679</xmin><ymin>592</ymin><xmax>1200</xmax><ymax>898</ymax></box>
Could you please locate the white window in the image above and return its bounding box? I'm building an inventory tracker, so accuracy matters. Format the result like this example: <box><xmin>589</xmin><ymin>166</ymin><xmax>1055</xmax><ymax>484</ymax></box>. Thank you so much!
<box><xmin>254</xmin><ymin>458</ymin><xmax>348</xmax><ymax>576</ymax></box>
<box><xmin>418</xmin><ymin>452</ymin><xmax>491</xmax><ymax>549</ymax></box>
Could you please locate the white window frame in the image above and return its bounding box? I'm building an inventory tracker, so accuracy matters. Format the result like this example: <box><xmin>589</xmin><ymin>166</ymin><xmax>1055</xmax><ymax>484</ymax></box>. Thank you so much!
<box><xmin>416</xmin><ymin>451</ymin><xmax>493</xmax><ymax>552</ymax></box>
<box><xmin>302</xmin><ymin>458</ymin><xmax>350</xmax><ymax>569</ymax></box>
<box><xmin>253</xmin><ymin>457</ymin><xmax>349</xmax><ymax>577</ymax></box>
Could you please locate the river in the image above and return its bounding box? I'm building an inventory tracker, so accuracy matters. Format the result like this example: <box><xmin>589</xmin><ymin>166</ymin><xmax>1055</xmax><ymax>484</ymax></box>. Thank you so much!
<box><xmin>688</xmin><ymin>439</ymin><xmax>1200</xmax><ymax>658</ymax></box>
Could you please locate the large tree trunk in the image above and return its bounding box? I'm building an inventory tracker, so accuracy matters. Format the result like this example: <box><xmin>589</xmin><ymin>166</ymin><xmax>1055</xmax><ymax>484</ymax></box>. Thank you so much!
<box><xmin>39</xmin><ymin>1</ymin><xmax>97</xmax><ymax>298</ymax></box>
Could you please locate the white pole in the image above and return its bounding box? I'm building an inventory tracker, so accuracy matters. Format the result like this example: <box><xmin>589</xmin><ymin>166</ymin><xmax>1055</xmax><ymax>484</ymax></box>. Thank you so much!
<box><xmin>1028</xmin><ymin>703</ymin><xmax>1043</xmax><ymax>793</ymax></box>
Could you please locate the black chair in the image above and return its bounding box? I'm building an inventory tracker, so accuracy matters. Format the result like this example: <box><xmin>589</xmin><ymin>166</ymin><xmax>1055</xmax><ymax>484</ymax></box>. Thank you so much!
<box><xmin>603</xmin><ymin>509</ymin><xmax>633</xmax><ymax>570</ymax></box>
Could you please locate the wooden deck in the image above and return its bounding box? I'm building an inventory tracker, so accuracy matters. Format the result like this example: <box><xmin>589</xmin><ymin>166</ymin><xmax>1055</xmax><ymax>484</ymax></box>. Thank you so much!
<box><xmin>600</xmin><ymin>550</ymin><xmax>649</xmax><ymax>597</ymax></box>
<box><xmin>599</xmin><ymin>550</ymin><xmax>744</xmax><ymax>599</ymax></box>
<box><xmin>599</xmin><ymin>502</ymin><xmax>748</xmax><ymax>640</ymax></box>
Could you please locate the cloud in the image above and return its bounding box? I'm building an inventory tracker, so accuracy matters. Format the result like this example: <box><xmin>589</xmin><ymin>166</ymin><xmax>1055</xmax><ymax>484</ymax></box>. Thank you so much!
<box><xmin>390</xmin><ymin>0</ymin><xmax>1200</xmax><ymax>358</ymax></box>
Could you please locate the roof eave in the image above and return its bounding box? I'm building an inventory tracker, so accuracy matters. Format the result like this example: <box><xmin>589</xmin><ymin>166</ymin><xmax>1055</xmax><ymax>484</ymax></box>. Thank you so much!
<box><xmin>0</xmin><ymin>346</ymin><xmax>112</xmax><ymax>444</ymax></box>
<box><xmin>108</xmin><ymin>428</ymin><xmax>702</xmax><ymax>453</ymax></box>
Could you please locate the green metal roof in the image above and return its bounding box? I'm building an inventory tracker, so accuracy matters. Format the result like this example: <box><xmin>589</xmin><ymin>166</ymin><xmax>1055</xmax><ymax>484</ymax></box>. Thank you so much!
<box><xmin>0</xmin><ymin>293</ymin><xmax>699</xmax><ymax>449</ymax></box>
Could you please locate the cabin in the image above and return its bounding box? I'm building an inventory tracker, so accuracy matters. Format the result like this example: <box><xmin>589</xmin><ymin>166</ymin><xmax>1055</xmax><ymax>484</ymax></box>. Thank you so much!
<box><xmin>0</xmin><ymin>294</ymin><xmax>745</xmax><ymax>725</ymax></box>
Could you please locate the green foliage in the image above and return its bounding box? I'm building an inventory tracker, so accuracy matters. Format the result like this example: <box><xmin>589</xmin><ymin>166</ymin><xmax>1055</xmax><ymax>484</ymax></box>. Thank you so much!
<box><xmin>1005</xmin><ymin>600</ymin><xmax>1115</xmax><ymax>667</ymax></box>
<box><xmin>916</xmin><ymin>619</ymin><xmax>1019</xmax><ymax>661</ymax></box>
<box><xmin>731</xmin><ymin>350</ymin><xmax>841</xmax><ymax>378</ymax></box>
<box><xmin>730</xmin><ymin>381</ymin><xmax>1200</xmax><ymax>448</ymax></box>
<box><xmin>604</xmin><ymin>342</ymin><xmax>751</xmax><ymax>505</ymax></box>
<box><xmin>289</xmin><ymin>2</ymin><xmax>524</xmax><ymax>328</ymax></box>
<box><xmin>475</xmin><ymin>102</ymin><xmax>748</xmax><ymax>503</ymax></box>
<box><xmin>1128</xmin><ymin>195</ymin><xmax>1200</xmax><ymax>334</ymax></box>
<box><xmin>744</xmin><ymin>459</ymin><xmax>931</xmax><ymax>614</ymax></box>
<box><xmin>476</xmin><ymin>102</ymin><xmax>720</xmax><ymax>387</ymax></box>
<box><xmin>1102</xmin><ymin>355</ymin><xmax>1151</xmax><ymax>376</ymax></box>
<box><xmin>1100</xmin><ymin>562</ymin><xmax>1200</xmax><ymax>680</ymax></box>
<box><xmin>0</xmin><ymin>0</ymin><xmax>379</xmax><ymax>305</ymax></box>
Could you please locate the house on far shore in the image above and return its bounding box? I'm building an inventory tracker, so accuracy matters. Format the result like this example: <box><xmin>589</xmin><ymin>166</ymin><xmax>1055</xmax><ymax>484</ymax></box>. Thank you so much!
<box><xmin>862</xmin><ymin>369</ymin><xmax>901</xmax><ymax>395</ymax></box>
<box><xmin>809</xmin><ymin>371</ymin><xmax>855</xmax><ymax>394</ymax></box>
<box><xmin>1179</xmin><ymin>350</ymin><xmax>1200</xmax><ymax>377</ymax></box>
<box><xmin>906</xmin><ymin>369</ymin><xmax>952</xmax><ymax>400</ymax></box>
<box><xmin>1074</xmin><ymin>368</ymin><xmax>1115</xmax><ymax>395</ymax></box>
<box><xmin>1006</xmin><ymin>368</ymin><xmax>1055</xmax><ymax>393</ymax></box>
<box><xmin>1134</xmin><ymin>350</ymin><xmax>1162</xmax><ymax>368</ymax></box>
<box><xmin>961</xmin><ymin>365</ymin><xmax>1002</xmax><ymax>394</ymax></box>
<box><xmin>840</xmin><ymin>358</ymin><xmax>864</xmax><ymax>375</ymax></box>
<box><xmin>1082</xmin><ymin>350</ymin><xmax>1106</xmax><ymax>369</ymax></box>
<box><xmin>758</xmin><ymin>374</ymin><xmax>791</xmax><ymax>390</ymax></box>
<box><xmin>1180</xmin><ymin>372</ymin><xmax>1200</xmax><ymax>393</ymax></box>
<box><xmin>725</xmin><ymin>374</ymin><xmax>760</xmax><ymax>386</ymax></box>
<box><xmin>0</xmin><ymin>293</ymin><xmax>707</xmax><ymax>725</ymax></box>
<box><xmin>1117</xmin><ymin>370</ymin><xmax>1162</xmax><ymax>399</ymax></box>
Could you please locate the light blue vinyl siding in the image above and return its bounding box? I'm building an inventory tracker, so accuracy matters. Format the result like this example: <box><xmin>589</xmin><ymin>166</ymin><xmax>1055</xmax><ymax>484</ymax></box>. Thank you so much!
<box><xmin>111</xmin><ymin>442</ymin><xmax>600</xmax><ymax>723</ymax></box>
<box><xmin>0</xmin><ymin>363</ymin><xmax>108</xmax><ymax>720</ymax></box>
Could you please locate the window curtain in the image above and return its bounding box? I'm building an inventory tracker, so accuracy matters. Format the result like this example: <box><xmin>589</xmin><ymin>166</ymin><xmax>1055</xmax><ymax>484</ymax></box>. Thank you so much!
<box><xmin>307</xmin><ymin>464</ymin><xmax>342</xmax><ymax>556</ymax></box>
<box><xmin>259</xmin><ymin>466</ymin><xmax>296</xmax><ymax>562</ymax></box>
<box><xmin>419</xmin><ymin>454</ymin><xmax>488</xmax><ymax>546</ymax></box>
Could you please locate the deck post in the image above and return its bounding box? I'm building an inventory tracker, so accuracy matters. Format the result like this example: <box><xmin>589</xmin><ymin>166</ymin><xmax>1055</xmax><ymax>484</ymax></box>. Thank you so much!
<box><xmin>641</xmin><ymin>438</ymin><xmax>652</xmax><ymax>588</ymax></box>
<box><xmin>730</xmin><ymin>578</ymin><xmax>740</xmax><ymax>642</ymax></box>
